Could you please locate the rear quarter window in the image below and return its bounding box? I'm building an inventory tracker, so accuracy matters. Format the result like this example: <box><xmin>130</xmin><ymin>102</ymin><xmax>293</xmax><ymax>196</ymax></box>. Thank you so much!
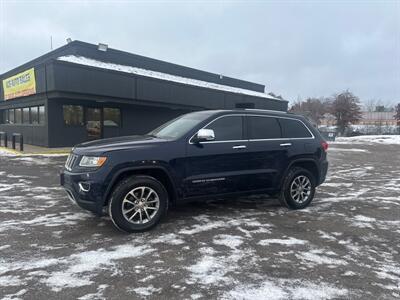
<box><xmin>279</xmin><ymin>118</ymin><xmax>313</xmax><ymax>138</ymax></box>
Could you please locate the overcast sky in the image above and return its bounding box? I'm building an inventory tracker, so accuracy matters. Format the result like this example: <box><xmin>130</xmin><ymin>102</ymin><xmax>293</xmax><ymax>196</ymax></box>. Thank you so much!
<box><xmin>0</xmin><ymin>0</ymin><xmax>399</xmax><ymax>105</ymax></box>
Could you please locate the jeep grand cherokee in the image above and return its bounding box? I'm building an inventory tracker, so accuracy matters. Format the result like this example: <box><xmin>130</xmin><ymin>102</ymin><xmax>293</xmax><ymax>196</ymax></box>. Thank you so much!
<box><xmin>60</xmin><ymin>109</ymin><xmax>328</xmax><ymax>233</ymax></box>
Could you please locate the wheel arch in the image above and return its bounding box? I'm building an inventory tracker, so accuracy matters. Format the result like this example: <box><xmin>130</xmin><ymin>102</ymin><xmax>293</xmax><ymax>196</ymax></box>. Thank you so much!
<box><xmin>280</xmin><ymin>159</ymin><xmax>320</xmax><ymax>188</ymax></box>
<box><xmin>103</xmin><ymin>166</ymin><xmax>177</xmax><ymax>207</ymax></box>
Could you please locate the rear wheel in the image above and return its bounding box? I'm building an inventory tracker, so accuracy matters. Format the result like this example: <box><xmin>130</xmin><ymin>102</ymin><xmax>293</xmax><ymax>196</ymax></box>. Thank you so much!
<box><xmin>279</xmin><ymin>167</ymin><xmax>316</xmax><ymax>209</ymax></box>
<box><xmin>108</xmin><ymin>176</ymin><xmax>168</xmax><ymax>233</ymax></box>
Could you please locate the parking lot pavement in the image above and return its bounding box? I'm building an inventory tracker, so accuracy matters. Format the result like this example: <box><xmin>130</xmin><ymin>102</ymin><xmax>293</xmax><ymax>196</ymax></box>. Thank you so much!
<box><xmin>0</xmin><ymin>142</ymin><xmax>399</xmax><ymax>300</ymax></box>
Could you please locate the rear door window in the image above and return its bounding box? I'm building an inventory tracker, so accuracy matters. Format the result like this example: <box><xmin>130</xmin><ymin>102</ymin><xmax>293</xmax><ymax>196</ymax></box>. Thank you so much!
<box><xmin>205</xmin><ymin>116</ymin><xmax>244</xmax><ymax>141</ymax></box>
<box><xmin>248</xmin><ymin>116</ymin><xmax>281</xmax><ymax>139</ymax></box>
<box><xmin>279</xmin><ymin>118</ymin><xmax>312</xmax><ymax>138</ymax></box>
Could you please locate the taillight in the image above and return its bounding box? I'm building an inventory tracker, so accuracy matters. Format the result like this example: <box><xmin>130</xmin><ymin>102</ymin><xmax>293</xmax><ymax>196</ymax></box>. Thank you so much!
<box><xmin>321</xmin><ymin>141</ymin><xmax>329</xmax><ymax>152</ymax></box>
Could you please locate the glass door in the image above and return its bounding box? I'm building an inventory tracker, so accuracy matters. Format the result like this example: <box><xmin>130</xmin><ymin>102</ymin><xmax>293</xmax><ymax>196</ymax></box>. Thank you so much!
<box><xmin>86</xmin><ymin>107</ymin><xmax>102</xmax><ymax>140</ymax></box>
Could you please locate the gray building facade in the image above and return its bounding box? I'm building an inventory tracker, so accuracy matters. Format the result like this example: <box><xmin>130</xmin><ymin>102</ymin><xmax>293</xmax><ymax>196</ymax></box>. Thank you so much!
<box><xmin>0</xmin><ymin>41</ymin><xmax>288</xmax><ymax>147</ymax></box>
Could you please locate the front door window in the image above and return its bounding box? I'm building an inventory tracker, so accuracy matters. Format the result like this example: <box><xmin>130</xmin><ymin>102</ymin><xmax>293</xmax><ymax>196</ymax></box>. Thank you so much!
<box><xmin>86</xmin><ymin>108</ymin><xmax>102</xmax><ymax>140</ymax></box>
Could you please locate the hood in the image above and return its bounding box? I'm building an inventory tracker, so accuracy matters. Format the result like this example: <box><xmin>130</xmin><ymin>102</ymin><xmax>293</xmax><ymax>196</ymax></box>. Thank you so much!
<box><xmin>73</xmin><ymin>135</ymin><xmax>167</xmax><ymax>155</ymax></box>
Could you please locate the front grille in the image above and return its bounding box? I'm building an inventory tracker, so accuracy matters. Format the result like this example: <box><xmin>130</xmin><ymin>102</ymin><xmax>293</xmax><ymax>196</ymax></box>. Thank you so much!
<box><xmin>65</xmin><ymin>153</ymin><xmax>79</xmax><ymax>171</ymax></box>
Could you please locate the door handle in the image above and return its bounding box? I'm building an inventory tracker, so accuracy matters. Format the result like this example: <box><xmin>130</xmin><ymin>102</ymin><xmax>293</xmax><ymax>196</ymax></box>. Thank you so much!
<box><xmin>280</xmin><ymin>143</ymin><xmax>292</xmax><ymax>147</ymax></box>
<box><xmin>232</xmin><ymin>145</ymin><xmax>247</xmax><ymax>149</ymax></box>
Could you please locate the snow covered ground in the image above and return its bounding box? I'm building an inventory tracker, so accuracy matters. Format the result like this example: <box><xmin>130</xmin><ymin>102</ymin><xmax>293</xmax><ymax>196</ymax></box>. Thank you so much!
<box><xmin>0</xmin><ymin>140</ymin><xmax>399</xmax><ymax>299</ymax></box>
<box><xmin>333</xmin><ymin>135</ymin><xmax>400</xmax><ymax>145</ymax></box>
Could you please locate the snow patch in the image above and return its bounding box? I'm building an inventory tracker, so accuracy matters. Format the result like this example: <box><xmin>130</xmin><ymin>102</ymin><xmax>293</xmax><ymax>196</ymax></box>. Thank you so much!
<box><xmin>258</xmin><ymin>237</ymin><xmax>307</xmax><ymax>246</ymax></box>
<box><xmin>213</xmin><ymin>234</ymin><xmax>244</xmax><ymax>249</ymax></box>
<box><xmin>130</xmin><ymin>285</ymin><xmax>161</xmax><ymax>296</ymax></box>
<box><xmin>44</xmin><ymin>244</ymin><xmax>155</xmax><ymax>291</ymax></box>
<box><xmin>298</xmin><ymin>250</ymin><xmax>347</xmax><ymax>266</ymax></box>
<box><xmin>329</xmin><ymin>148</ymin><xmax>369</xmax><ymax>152</ymax></box>
<box><xmin>334</xmin><ymin>135</ymin><xmax>400</xmax><ymax>145</ymax></box>
<box><xmin>223</xmin><ymin>280</ymin><xmax>348</xmax><ymax>300</ymax></box>
<box><xmin>150</xmin><ymin>233</ymin><xmax>185</xmax><ymax>245</ymax></box>
<box><xmin>0</xmin><ymin>275</ymin><xmax>23</xmax><ymax>286</ymax></box>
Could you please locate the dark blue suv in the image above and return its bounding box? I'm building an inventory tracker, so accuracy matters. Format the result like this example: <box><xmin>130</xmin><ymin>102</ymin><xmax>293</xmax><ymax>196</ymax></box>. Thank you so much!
<box><xmin>61</xmin><ymin>109</ymin><xmax>328</xmax><ymax>232</ymax></box>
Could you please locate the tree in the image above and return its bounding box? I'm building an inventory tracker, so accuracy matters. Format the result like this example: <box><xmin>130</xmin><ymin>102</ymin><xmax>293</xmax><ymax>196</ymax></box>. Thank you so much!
<box><xmin>375</xmin><ymin>105</ymin><xmax>385</xmax><ymax>112</ymax></box>
<box><xmin>394</xmin><ymin>103</ymin><xmax>400</xmax><ymax>134</ymax></box>
<box><xmin>267</xmin><ymin>92</ymin><xmax>284</xmax><ymax>100</ymax></box>
<box><xmin>289</xmin><ymin>97</ymin><xmax>330</xmax><ymax>125</ymax></box>
<box><xmin>330</xmin><ymin>91</ymin><xmax>362</xmax><ymax>135</ymax></box>
<box><xmin>364</xmin><ymin>99</ymin><xmax>378</xmax><ymax>112</ymax></box>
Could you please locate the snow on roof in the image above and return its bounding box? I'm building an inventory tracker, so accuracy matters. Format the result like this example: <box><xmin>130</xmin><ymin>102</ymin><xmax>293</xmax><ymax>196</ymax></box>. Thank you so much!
<box><xmin>57</xmin><ymin>55</ymin><xmax>283</xmax><ymax>101</ymax></box>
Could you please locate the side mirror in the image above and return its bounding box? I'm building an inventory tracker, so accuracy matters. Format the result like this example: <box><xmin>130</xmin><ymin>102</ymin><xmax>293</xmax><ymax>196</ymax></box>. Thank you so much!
<box><xmin>195</xmin><ymin>129</ymin><xmax>215</xmax><ymax>143</ymax></box>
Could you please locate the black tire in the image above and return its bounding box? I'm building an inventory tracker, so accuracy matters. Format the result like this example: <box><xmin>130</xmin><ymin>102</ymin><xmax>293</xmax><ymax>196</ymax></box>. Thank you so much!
<box><xmin>108</xmin><ymin>176</ymin><xmax>168</xmax><ymax>233</ymax></box>
<box><xmin>279</xmin><ymin>167</ymin><xmax>316</xmax><ymax>209</ymax></box>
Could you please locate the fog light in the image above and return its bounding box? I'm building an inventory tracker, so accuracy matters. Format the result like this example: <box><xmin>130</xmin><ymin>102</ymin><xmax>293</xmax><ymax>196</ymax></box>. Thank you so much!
<box><xmin>78</xmin><ymin>182</ymin><xmax>91</xmax><ymax>192</ymax></box>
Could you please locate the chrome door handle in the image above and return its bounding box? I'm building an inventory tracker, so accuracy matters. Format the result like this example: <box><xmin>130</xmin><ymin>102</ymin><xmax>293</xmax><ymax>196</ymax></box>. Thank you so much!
<box><xmin>232</xmin><ymin>145</ymin><xmax>247</xmax><ymax>149</ymax></box>
<box><xmin>280</xmin><ymin>143</ymin><xmax>292</xmax><ymax>147</ymax></box>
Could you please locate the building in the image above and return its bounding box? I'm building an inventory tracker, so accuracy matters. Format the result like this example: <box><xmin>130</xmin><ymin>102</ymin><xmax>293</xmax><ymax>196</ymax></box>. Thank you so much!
<box><xmin>0</xmin><ymin>41</ymin><xmax>288</xmax><ymax>147</ymax></box>
<box><xmin>319</xmin><ymin>111</ymin><xmax>398</xmax><ymax>135</ymax></box>
<box><xmin>356</xmin><ymin>111</ymin><xmax>397</xmax><ymax>126</ymax></box>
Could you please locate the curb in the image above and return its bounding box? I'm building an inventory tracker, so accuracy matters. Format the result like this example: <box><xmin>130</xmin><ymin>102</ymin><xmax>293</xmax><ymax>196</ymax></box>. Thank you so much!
<box><xmin>0</xmin><ymin>146</ymin><xmax>70</xmax><ymax>156</ymax></box>
<box><xmin>0</xmin><ymin>147</ymin><xmax>21</xmax><ymax>156</ymax></box>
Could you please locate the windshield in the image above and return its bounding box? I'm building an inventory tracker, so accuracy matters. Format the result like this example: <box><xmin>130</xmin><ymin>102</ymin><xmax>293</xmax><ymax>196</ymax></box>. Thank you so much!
<box><xmin>148</xmin><ymin>112</ymin><xmax>212</xmax><ymax>139</ymax></box>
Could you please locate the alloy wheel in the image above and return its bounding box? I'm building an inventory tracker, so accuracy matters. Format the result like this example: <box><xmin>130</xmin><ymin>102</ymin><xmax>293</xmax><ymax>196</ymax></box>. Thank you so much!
<box><xmin>290</xmin><ymin>175</ymin><xmax>312</xmax><ymax>204</ymax></box>
<box><xmin>121</xmin><ymin>186</ymin><xmax>160</xmax><ymax>224</ymax></box>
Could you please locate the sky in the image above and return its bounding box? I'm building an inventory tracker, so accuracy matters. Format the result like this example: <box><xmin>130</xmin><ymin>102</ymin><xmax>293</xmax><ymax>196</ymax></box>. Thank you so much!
<box><xmin>0</xmin><ymin>0</ymin><xmax>399</xmax><ymax>106</ymax></box>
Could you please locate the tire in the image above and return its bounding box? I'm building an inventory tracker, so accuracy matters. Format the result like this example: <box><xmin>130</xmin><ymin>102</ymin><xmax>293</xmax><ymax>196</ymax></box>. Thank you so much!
<box><xmin>279</xmin><ymin>167</ymin><xmax>316</xmax><ymax>209</ymax></box>
<box><xmin>108</xmin><ymin>176</ymin><xmax>168</xmax><ymax>233</ymax></box>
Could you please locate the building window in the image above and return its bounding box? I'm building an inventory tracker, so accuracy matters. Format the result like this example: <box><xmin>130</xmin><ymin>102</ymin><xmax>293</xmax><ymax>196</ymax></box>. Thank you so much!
<box><xmin>23</xmin><ymin>107</ymin><xmax>30</xmax><ymax>124</ymax></box>
<box><xmin>104</xmin><ymin>108</ymin><xmax>121</xmax><ymax>127</ymax></box>
<box><xmin>1</xmin><ymin>110</ymin><xmax>7</xmax><ymax>124</ymax></box>
<box><xmin>63</xmin><ymin>105</ymin><xmax>83</xmax><ymax>126</ymax></box>
<box><xmin>38</xmin><ymin>106</ymin><xmax>45</xmax><ymax>125</ymax></box>
<box><xmin>9</xmin><ymin>109</ymin><xmax>15</xmax><ymax>124</ymax></box>
<box><xmin>31</xmin><ymin>107</ymin><xmax>39</xmax><ymax>124</ymax></box>
<box><xmin>15</xmin><ymin>109</ymin><xmax>22</xmax><ymax>124</ymax></box>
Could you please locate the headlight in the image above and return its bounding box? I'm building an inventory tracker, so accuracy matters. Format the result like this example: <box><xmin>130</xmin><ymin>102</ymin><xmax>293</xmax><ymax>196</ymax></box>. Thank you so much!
<box><xmin>79</xmin><ymin>156</ymin><xmax>107</xmax><ymax>168</ymax></box>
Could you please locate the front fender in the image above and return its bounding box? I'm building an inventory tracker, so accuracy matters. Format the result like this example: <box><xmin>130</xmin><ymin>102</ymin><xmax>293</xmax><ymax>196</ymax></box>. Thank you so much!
<box><xmin>101</xmin><ymin>161</ymin><xmax>177</xmax><ymax>205</ymax></box>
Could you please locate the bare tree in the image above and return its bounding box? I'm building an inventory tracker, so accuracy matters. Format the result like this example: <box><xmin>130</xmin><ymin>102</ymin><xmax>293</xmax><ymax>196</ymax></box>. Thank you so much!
<box><xmin>330</xmin><ymin>91</ymin><xmax>362</xmax><ymax>135</ymax></box>
<box><xmin>267</xmin><ymin>92</ymin><xmax>284</xmax><ymax>100</ymax></box>
<box><xmin>364</xmin><ymin>99</ymin><xmax>377</xmax><ymax>112</ymax></box>
<box><xmin>289</xmin><ymin>97</ymin><xmax>330</xmax><ymax>125</ymax></box>
<box><xmin>395</xmin><ymin>103</ymin><xmax>400</xmax><ymax>134</ymax></box>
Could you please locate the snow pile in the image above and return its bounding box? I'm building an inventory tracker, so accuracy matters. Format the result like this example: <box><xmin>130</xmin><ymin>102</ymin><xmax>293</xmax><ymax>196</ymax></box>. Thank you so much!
<box><xmin>57</xmin><ymin>55</ymin><xmax>282</xmax><ymax>100</ymax></box>
<box><xmin>334</xmin><ymin>135</ymin><xmax>400</xmax><ymax>145</ymax></box>
<box><xmin>0</xmin><ymin>149</ymin><xmax>16</xmax><ymax>156</ymax></box>
<box><xmin>349</xmin><ymin>125</ymin><xmax>398</xmax><ymax>135</ymax></box>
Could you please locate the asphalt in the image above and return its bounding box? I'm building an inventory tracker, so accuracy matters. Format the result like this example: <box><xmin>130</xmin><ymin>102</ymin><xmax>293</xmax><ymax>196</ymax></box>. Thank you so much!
<box><xmin>0</xmin><ymin>142</ymin><xmax>399</xmax><ymax>300</ymax></box>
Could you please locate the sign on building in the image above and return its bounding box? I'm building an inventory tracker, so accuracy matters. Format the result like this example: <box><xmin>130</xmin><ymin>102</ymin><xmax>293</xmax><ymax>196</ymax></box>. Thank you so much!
<box><xmin>2</xmin><ymin>68</ymin><xmax>36</xmax><ymax>100</ymax></box>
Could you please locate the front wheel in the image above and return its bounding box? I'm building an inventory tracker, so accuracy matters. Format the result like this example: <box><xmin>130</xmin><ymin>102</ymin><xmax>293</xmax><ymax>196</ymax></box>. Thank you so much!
<box><xmin>279</xmin><ymin>167</ymin><xmax>316</xmax><ymax>209</ymax></box>
<box><xmin>108</xmin><ymin>176</ymin><xmax>168</xmax><ymax>233</ymax></box>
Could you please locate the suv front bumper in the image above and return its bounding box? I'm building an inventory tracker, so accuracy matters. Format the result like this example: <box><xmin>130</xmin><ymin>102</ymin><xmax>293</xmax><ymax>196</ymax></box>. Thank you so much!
<box><xmin>60</xmin><ymin>170</ymin><xmax>105</xmax><ymax>216</ymax></box>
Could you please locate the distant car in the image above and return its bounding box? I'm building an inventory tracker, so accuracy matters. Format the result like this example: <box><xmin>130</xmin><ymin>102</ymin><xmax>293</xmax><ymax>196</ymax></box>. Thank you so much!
<box><xmin>60</xmin><ymin>109</ymin><xmax>329</xmax><ymax>233</ymax></box>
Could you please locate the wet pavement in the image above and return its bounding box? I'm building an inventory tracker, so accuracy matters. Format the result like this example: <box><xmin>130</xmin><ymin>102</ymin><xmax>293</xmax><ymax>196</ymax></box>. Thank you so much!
<box><xmin>0</xmin><ymin>142</ymin><xmax>399</xmax><ymax>299</ymax></box>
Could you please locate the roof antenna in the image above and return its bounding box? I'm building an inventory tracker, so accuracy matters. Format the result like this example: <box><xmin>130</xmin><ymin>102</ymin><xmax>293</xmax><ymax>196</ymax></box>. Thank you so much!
<box><xmin>50</xmin><ymin>36</ymin><xmax>53</xmax><ymax>50</ymax></box>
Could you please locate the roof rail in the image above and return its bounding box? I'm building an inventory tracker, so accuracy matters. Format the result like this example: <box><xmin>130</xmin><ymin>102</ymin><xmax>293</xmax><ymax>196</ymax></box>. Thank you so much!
<box><xmin>242</xmin><ymin>108</ymin><xmax>287</xmax><ymax>114</ymax></box>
